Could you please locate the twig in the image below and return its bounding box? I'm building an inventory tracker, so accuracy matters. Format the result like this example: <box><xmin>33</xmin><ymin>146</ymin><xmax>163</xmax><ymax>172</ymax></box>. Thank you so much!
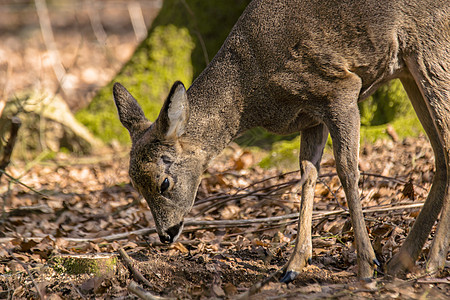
<box><xmin>69</xmin><ymin>280</ymin><xmax>86</xmax><ymax>300</ymax></box>
<box><xmin>195</xmin><ymin>169</ymin><xmax>427</xmax><ymax>217</ymax></box>
<box><xmin>360</xmin><ymin>171</ymin><xmax>428</xmax><ymax>191</ymax></box>
<box><xmin>195</xmin><ymin>178</ymin><xmax>303</xmax><ymax>216</ymax></box>
<box><xmin>1</xmin><ymin>244</ymin><xmax>44</xmax><ymax>300</ymax></box>
<box><xmin>118</xmin><ymin>248</ymin><xmax>153</xmax><ymax>288</ymax></box>
<box><xmin>0</xmin><ymin>116</ymin><xmax>21</xmax><ymax>183</ymax></box>
<box><xmin>416</xmin><ymin>278</ymin><xmax>449</xmax><ymax>284</ymax></box>
<box><xmin>195</xmin><ymin>169</ymin><xmax>300</xmax><ymax>206</ymax></box>
<box><xmin>128</xmin><ymin>280</ymin><xmax>174</xmax><ymax>300</ymax></box>
<box><xmin>6</xmin><ymin>204</ymin><xmax>53</xmax><ymax>217</ymax></box>
<box><xmin>0</xmin><ymin>170</ymin><xmax>47</xmax><ymax>196</ymax></box>
<box><xmin>318</xmin><ymin>176</ymin><xmax>346</xmax><ymax>210</ymax></box>
<box><xmin>0</xmin><ymin>201</ymin><xmax>424</xmax><ymax>245</ymax></box>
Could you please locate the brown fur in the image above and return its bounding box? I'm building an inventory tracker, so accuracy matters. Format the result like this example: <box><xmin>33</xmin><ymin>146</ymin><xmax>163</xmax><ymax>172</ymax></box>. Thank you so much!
<box><xmin>114</xmin><ymin>0</ymin><xmax>450</xmax><ymax>280</ymax></box>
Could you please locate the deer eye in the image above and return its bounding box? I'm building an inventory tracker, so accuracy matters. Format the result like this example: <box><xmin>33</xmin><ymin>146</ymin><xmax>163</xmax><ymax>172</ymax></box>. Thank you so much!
<box><xmin>160</xmin><ymin>178</ymin><xmax>170</xmax><ymax>193</ymax></box>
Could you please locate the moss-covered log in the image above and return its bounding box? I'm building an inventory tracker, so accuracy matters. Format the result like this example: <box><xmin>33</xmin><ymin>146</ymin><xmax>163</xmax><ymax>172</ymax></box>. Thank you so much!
<box><xmin>0</xmin><ymin>93</ymin><xmax>103</xmax><ymax>160</ymax></box>
<box><xmin>51</xmin><ymin>254</ymin><xmax>117</xmax><ymax>275</ymax></box>
<box><xmin>76</xmin><ymin>0</ymin><xmax>251</xmax><ymax>144</ymax></box>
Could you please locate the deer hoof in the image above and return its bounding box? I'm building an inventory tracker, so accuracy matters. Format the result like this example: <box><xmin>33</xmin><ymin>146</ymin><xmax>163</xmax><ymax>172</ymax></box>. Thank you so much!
<box><xmin>280</xmin><ymin>270</ymin><xmax>299</xmax><ymax>283</ymax></box>
<box><xmin>373</xmin><ymin>258</ymin><xmax>381</xmax><ymax>268</ymax></box>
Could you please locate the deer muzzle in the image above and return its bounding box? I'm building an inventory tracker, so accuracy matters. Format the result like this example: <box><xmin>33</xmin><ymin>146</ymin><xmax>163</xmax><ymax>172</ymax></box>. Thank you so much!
<box><xmin>158</xmin><ymin>221</ymin><xmax>184</xmax><ymax>244</ymax></box>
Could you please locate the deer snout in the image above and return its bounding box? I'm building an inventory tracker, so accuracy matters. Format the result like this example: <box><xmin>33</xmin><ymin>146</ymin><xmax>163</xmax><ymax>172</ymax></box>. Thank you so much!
<box><xmin>158</xmin><ymin>221</ymin><xmax>184</xmax><ymax>244</ymax></box>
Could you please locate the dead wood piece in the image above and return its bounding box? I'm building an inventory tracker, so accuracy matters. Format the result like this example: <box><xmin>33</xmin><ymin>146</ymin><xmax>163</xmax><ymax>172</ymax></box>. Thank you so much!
<box><xmin>7</xmin><ymin>204</ymin><xmax>53</xmax><ymax>217</ymax></box>
<box><xmin>0</xmin><ymin>116</ymin><xmax>21</xmax><ymax>182</ymax></box>
<box><xmin>118</xmin><ymin>248</ymin><xmax>152</xmax><ymax>288</ymax></box>
<box><xmin>0</xmin><ymin>94</ymin><xmax>103</xmax><ymax>160</ymax></box>
<box><xmin>416</xmin><ymin>278</ymin><xmax>450</xmax><ymax>285</ymax></box>
<box><xmin>0</xmin><ymin>99</ymin><xmax>5</xmax><ymax>119</ymax></box>
<box><xmin>128</xmin><ymin>280</ymin><xmax>174</xmax><ymax>300</ymax></box>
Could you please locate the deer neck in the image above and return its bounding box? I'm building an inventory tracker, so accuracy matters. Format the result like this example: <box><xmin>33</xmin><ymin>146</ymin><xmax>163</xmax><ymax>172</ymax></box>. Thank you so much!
<box><xmin>183</xmin><ymin>41</ymin><xmax>258</xmax><ymax>164</ymax></box>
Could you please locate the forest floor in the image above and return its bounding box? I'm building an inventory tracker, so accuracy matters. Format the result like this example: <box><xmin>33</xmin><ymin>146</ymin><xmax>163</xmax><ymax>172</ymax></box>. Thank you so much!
<box><xmin>1</xmin><ymin>135</ymin><xmax>449</xmax><ymax>299</ymax></box>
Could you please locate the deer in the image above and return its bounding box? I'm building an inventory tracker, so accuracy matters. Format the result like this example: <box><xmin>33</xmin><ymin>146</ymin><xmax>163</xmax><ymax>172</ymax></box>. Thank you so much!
<box><xmin>113</xmin><ymin>0</ymin><xmax>450</xmax><ymax>282</ymax></box>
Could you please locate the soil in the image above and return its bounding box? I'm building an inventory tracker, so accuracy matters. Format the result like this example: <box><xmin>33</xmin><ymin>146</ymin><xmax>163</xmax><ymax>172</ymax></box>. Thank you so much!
<box><xmin>1</xmin><ymin>136</ymin><xmax>449</xmax><ymax>299</ymax></box>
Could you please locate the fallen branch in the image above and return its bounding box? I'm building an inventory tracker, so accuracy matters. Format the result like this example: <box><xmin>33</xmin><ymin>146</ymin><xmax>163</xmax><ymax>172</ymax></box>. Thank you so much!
<box><xmin>0</xmin><ymin>202</ymin><xmax>424</xmax><ymax>244</ymax></box>
<box><xmin>85</xmin><ymin>1</ymin><xmax>108</xmax><ymax>44</ymax></box>
<box><xmin>128</xmin><ymin>281</ymin><xmax>174</xmax><ymax>300</ymax></box>
<box><xmin>194</xmin><ymin>170</ymin><xmax>427</xmax><ymax>216</ymax></box>
<box><xmin>128</xmin><ymin>1</ymin><xmax>147</xmax><ymax>41</ymax></box>
<box><xmin>6</xmin><ymin>204</ymin><xmax>53</xmax><ymax>217</ymax></box>
<box><xmin>416</xmin><ymin>278</ymin><xmax>449</xmax><ymax>285</ymax></box>
<box><xmin>118</xmin><ymin>248</ymin><xmax>153</xmax><ymax>287</ymax></box>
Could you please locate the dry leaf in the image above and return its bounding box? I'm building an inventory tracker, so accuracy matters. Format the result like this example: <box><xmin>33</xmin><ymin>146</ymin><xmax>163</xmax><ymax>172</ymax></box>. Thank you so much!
<box><xmin>171</xmin><ymin>242</ymin><xmax>189</xmax><ymax>254</ymax></box>
<box><xmin>401</xmin><ymin>179</ymin><xmax>415</xmax><ymax>201</ymax></box>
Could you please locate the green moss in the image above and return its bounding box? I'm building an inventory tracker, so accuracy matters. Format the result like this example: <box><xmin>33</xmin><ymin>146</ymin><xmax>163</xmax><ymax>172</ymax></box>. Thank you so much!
<box><xmin>51</xmin><ymin>254</ymin><xmax>117</xmax><ymax>275</ymax></box>
<box><xmin>257</xmin><ymin>78</ymin><xmax>424</xmax><ymax>169</ymax></box>
<box><xmin>359</xmin><ymin>79</ymin><xmax>414</xmax><ymax>126</ymax></box>
<box><xmin>360</xmin><ymin>116</ymin><xmax>423</xmax><ymax>144</ymax></box>
<box><xmin>259</xmin><ymin>116</ymin><xmax>423</xmax><ymax>169</ymax></box>
<box><xmin>259</xmin><ymin>136</ymin><xmax>300</xmax><ymax>170</ymax></box>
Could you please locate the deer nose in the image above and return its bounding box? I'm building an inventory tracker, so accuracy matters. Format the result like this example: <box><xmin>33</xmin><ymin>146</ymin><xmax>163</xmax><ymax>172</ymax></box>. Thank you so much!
<box><xmin>159</xmin><ymin>222</ymin><xmax>183</xmax><ymax>244</ymax></box>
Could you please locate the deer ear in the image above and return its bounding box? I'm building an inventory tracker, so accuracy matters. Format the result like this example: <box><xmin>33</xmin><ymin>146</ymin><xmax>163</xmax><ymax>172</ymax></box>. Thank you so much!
<box><xmin>156</xmin><ymin>81</ymin><xmax>189</xmax><ymax>139</ymax></box>
<box><xmin>113</xmin><ymin>82</ymin><xmax>151</xmax><ymax>141</ymax></box>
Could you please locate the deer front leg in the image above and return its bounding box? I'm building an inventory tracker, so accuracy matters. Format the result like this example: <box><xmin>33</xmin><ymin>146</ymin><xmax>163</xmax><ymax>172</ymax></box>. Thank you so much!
<box><xmin>281</xmin><ymin>123</ymin><xmax>328</xmax><ymax>283</ymax></box>
<box><xmin>325</xmin><ymin>101</ymin><xmax>379</xmax><ymax>280</ymax></box>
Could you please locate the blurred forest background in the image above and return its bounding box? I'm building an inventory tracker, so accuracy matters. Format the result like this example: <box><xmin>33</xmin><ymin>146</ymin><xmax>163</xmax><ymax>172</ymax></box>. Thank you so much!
<box><xmin>0</xmin><ymin>0</ymin><xmax>423</xmax><ymax>165</ymax></box>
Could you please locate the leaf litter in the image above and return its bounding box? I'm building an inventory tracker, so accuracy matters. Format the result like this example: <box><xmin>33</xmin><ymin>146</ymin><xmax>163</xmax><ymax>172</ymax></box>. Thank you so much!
<box><xmin>0</xmin><ymin>136</ymin><xmax>449</xmax><ymax>299</ymax></box>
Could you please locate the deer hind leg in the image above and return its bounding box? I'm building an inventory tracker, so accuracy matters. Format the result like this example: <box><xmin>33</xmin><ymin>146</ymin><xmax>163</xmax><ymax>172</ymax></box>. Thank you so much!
<box><xmin>387</xmin><ymin>73</ymin><xmax>447</xmax><ymax>275</ymax></box>
<box><xmin>403</xmin><ymin>55</ymin><xmax>450</xmax><ymax>273</ymax></box>
<box><xmin>281</xmin><ymin>123</ymin><xmax>328</xmax><ymax>283</ymax></box>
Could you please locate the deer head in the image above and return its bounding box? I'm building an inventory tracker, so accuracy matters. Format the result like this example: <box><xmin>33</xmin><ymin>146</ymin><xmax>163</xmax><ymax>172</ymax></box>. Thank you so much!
<box><xmin>113</xmin><ymin>81</ymin><xmax>204</xmax><ymax>243</ymax></box>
